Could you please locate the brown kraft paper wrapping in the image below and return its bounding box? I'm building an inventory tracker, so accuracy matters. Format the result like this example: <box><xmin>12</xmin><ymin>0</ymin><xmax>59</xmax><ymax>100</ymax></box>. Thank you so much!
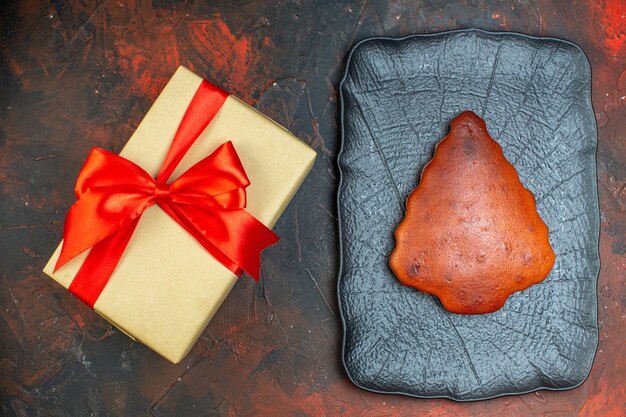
<box><xmin>43</xmin><ymin>66</ymin><xmax>316</xmax><ymax>363</ymax></box>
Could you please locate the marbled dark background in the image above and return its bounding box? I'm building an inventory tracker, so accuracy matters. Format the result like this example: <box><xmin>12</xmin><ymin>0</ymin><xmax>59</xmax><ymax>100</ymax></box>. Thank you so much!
<box><xmin>0</xmin><ymin>1</ymin><xmax>624</xmax><ymax>416</ymax></box>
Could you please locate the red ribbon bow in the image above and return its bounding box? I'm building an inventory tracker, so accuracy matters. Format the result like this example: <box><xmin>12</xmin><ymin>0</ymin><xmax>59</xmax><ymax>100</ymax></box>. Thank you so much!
<box><xmin>54</xmin><ymin>79</ymin><xmax>279</xmax><ymax>307</ymax></box>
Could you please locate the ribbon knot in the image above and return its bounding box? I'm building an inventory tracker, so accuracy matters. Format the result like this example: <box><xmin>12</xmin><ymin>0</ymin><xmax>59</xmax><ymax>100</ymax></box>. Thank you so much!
<box><xmin>54</xmin><ymin>79</ymin><xmax>280</xmax><ymax>308</ymax></box>
<box><xmin>153</xmin><ymin>182</ymin><xmax>171</xmax><ymax>200</ymax></box>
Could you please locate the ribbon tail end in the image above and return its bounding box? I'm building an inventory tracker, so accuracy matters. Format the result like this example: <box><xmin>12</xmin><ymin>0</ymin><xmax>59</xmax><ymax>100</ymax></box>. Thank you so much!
<box><xmin>53</xmin><ymin>246</ymin><xmax>71</xmax><ymax>273</ymax></box>
<box><xmin>248</xmin><ymin>231</ymin><xmax>279</xmax><ymax>281</ymax></box>
<box><xmin>246</xmin><ymin>260</ymin><xmax>261</xmax><ymax>282</ymax></box>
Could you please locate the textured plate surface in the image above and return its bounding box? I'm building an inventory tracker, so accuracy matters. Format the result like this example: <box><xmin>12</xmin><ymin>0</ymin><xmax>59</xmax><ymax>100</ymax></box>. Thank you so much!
<box><xmin>338</xmin><ymin>29</ymin><xmax>599</xmax><ymax>401</ymax></box>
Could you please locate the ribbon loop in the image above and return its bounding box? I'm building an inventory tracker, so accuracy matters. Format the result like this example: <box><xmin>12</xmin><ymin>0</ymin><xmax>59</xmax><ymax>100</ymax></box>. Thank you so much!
<box><xmin>56</xmin><ymin>79</ymin><xmax>279</xmax><ymax>308</ymax></box>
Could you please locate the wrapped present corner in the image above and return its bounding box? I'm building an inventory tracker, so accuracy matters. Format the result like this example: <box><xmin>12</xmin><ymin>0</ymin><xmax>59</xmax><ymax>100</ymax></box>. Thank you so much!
<box><xmin>43</xmin><ymin>66</ymin><xmax>316</xmax><ymax>363</ymax></box>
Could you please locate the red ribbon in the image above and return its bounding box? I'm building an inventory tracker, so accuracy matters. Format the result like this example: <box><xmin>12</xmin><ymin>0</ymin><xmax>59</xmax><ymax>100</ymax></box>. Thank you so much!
<box><xmin>54</xmin><ymin>80</ymin><xmax>279</xmax><ymax>307</ymax></box>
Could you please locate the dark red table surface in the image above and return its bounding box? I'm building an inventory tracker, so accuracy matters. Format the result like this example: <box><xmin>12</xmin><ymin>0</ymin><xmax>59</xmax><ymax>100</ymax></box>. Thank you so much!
<box><xmin>1</xmin><ymin>1</ymin><xmax>624</xmax><ymax>416</ymax></box>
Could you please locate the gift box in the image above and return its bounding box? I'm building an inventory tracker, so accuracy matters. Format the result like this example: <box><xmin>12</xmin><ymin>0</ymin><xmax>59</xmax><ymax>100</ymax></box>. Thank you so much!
<box><xmin>43</xmin><ymin>66</ymin><xmax>316</xmax><ymax>363</ymax></box>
